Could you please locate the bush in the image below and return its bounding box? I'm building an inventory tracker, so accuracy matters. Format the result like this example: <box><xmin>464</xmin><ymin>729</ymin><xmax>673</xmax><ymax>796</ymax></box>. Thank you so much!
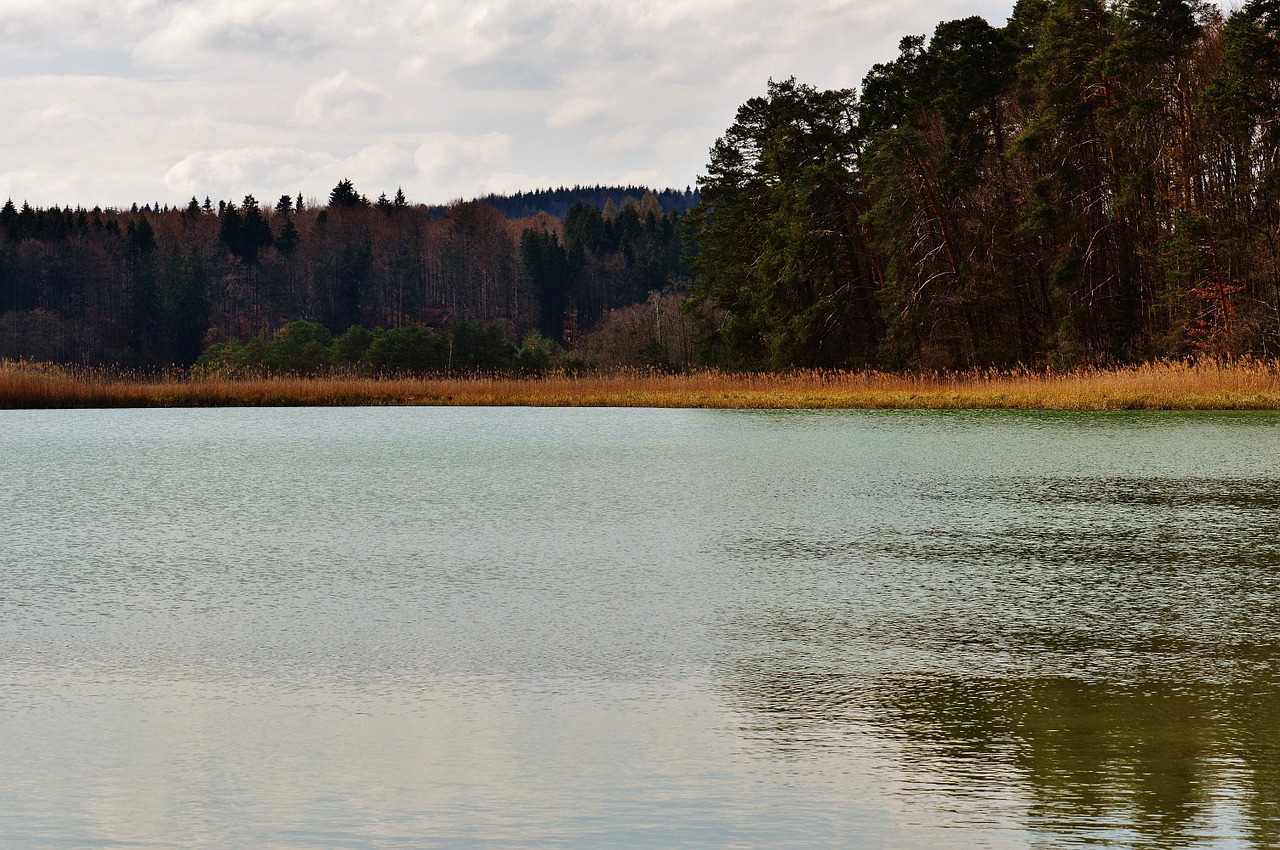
<box><xmin>332</xmin><ymin>325</ymin><xmax>375</xmax><ymax>368</ymax></box>
<box><xmin>512</xmin><ymin>330</ymin><xmax>559</xmax><ymax>375</ymax></box>
<box><xmin>265</xmin><ymin>321</ymin><xmax>331</xmax><ymax>374</ymax></box>
<box><xmin>364</xmin><ymin>324</ymin><xmax>447</xmax><ymax>374</ymax></box>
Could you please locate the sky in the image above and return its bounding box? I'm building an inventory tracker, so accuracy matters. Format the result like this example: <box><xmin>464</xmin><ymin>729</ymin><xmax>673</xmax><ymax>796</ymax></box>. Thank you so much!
<box><xmin>0</xmin><ymin>0</ymin><xmax>1168</xmax><ymax>209</ymax></box>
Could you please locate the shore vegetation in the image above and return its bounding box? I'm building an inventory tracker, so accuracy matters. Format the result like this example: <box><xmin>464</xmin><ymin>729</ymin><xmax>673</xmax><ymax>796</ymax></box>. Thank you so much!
<box><xmin>4</xmin><ymin>359</ymin><xmax>1279</xmax><ymax>411</ymax></box>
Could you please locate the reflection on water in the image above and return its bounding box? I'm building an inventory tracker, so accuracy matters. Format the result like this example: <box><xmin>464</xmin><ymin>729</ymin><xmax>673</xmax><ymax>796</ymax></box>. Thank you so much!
<box><xmin>720</xmin><ymin>429</ymin><xmax>1280</xmax><ymax>849</ymax></box>
<box><xmin>2</xmin><ymin>408</ymin><xmax>1279</xmax><ymax>847</ymax></box>
<box><xmin>890</xmin><ymin>677</ymin><xmax>1279</xmax><ymax>849</ymax></box>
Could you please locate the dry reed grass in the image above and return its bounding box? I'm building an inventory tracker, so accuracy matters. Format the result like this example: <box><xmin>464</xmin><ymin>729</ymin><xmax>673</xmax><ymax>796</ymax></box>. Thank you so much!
<box><xmin>3</xmin><ymin>359</ymin><xmax>1280</xmax><ymax>410</ymax></box>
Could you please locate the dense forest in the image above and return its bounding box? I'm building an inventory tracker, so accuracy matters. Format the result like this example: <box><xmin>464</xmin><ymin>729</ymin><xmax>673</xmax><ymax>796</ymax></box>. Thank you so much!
<box><xmin>690</xmin><ymin>0</ymin><xmax>1280</xmax><ymax>369</ymax></box>
<box><xmin>6</xmin><ymin>0</ymin><xmax>1280</xmax><ymax>374</ymax></box>
<box><xmin>428</xmin><ymin>186</ymin><xmax>699</xmax><ymax>220</ymax></box>
<box><xmin>0</xmin><ymin>184</ymin><xmax>690</xmax><ymax>372</ymax></box>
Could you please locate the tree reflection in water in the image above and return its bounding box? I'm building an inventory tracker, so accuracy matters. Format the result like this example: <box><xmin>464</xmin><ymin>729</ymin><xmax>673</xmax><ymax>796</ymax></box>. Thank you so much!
<box><xmin>716</xmin><ymin>473</ymin><xmax>1280</xmax><ymax>848</ymax></box>
<box><xmin>725</xmin><ymin>651</ymin><xmax>1279</xmax><ymax>847</ymax></box>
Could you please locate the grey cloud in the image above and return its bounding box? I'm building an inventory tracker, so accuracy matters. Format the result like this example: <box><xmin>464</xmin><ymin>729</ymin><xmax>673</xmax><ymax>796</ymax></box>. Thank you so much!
<box><xmin>447</xmin><ymin>57</ymin><xmax>560</xmax><ymax>92</ymax></box>
<box><xmin>1</xmin><ymin>0</ymin><xmax>1240</xmax><ymax>208</ymax></box>
<box><xmin>133</xmin><ymin>1</ymin><xmax>346</xmax><ymax>69</ymax></box>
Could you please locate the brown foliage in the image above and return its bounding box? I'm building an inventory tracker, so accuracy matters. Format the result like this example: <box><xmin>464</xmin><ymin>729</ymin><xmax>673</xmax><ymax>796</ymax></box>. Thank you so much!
<box><xmin>4</xmin><ymin>358</ymin><xmax>1280</xmax><ymax>410</ymax></box>
<box><xmin>575</xmin><ymin>292</ymin><xmax>698</xmax><ymax>370</ymax></box>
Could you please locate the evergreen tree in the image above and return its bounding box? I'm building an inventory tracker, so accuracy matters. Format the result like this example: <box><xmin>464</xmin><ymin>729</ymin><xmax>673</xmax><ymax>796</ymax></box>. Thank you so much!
<box><xmin>163</xmin><ymin>247</ymin><xmax>209</xmax><ymax>366</ymax></box>
<box><xmin>520</xmin><ymin>230</ymin><xmax>573</xmax><ymax>342</ymax></box>
<box><xmin>688</xmin><ymin>78</ymin><xmax>880</xmax><ymax>368</ymax></box>
<box><xmin>125</xmin><ymin>216</ymin><xmax>160</xmax><ymax>364</ymax></box>
<box><xmin>329</xmin><ymin>179</ymin><xmax>364</xmax><ymax>208</ymax></box>
<box><xmin>276</xmin><ymin>217</ymin><xmax>301</xmax><ymax>258</ymax></box>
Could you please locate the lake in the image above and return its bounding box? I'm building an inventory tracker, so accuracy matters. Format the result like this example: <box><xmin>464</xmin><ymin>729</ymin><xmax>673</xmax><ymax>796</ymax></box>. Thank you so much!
<box><xmin>2</xmin><ymin>407</ymin><xmax>1278</xmax><ymax>848</ymax></box>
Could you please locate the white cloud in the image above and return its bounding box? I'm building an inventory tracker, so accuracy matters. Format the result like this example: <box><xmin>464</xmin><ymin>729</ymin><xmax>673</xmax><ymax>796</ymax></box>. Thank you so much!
<box><xmin>617</xmin><ymin>169</ymin><xmax>661</xmax><ymax>187</ymax></box>
<box><xmin>656</xmin><ymin>129</ymin><xmax>696</xmax><ymax>159</ymax></box>
<box><xmin>480</xmin><ymin>171</ymin><xmax>558</xmax><ymax>197</ymax></box>
<box><xmin>547</xmin><ymin>96</ymin><xmax>611</xmax><ymax>129</ymax></box>
<box><xmin>0</xmin><ymin>164</ymin><xmax>88</xmax><ymax>207</ymax></box>
<box><xmin>164</xmin><ymin>147</ymin><xmax>337</xmax><ymax>197</ymax></box>
<box><xmin>397</xmin><ymin>55</ymin><xmax>429</xmax><ymax>80</ymax></box>
<box><xmin>164</xmin><ymin>144</ymin><xmax>416</xmax><ymax>202</ymax></box>
<box><xmin>587</xmin><ymin>126</ymin><xmax>650</xmax><ymax>157</ymax></box>
<box><xmin>311</xmin><ymin>144</ymin><xmax>416</xmax><ymax>195</ymax></box>
<box><xmin>291</xmin><ymin>71</ymin><xmax>390</xmax><ymax>127</ymax></box>
<box><xmin>415</xmin><ymin>133</ymin><xmax>511</xmax><ymax>177</ymax></box>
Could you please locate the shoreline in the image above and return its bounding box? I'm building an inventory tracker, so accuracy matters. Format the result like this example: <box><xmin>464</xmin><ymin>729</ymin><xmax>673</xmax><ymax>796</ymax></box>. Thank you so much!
<box><xmin>4</xmin><ymin>360</ymin><xmax>1280</xmax><ymax>411</ymax></box>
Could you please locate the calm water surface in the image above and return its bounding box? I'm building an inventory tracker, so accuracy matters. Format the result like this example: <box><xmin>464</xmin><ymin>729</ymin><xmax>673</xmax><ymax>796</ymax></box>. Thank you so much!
<box><xmin>2</xmin><ymin>407</ymin><xmax>1278</xmax><ymax>848</ymax></box>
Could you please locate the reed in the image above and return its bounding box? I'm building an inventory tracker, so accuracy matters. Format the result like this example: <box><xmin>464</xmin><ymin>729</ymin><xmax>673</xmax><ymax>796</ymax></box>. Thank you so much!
<box><xmin>3</xmin><ymin>359</ymin><xmax>1280</xmax><ymax>410</ymax></box>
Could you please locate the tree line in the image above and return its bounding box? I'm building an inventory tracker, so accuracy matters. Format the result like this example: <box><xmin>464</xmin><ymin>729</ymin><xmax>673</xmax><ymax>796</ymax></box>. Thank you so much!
<box><xmin>429</xmin><ymin>186</ymin><xmax>699</xmax><ymax>219</ymax></box>
<box><xmin>0</xmin><ymin>183</ymin><xmax>689</xmax><ymax>371</ymax></box>
<box><xmin>688</xmin><ymin>0</ymin><xmax>1280</xmax><ymax>370</ymax></box>
<box><xmin>197</xmin><ymin>319</ymin><xmax>560</xmax><ymax>376</ymax></box>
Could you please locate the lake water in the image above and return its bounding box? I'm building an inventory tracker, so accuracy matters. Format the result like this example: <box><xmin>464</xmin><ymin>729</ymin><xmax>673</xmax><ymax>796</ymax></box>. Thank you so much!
<box><xmin>2</xmin><ymin>407</ymin><xmax>1279</xmax><ymax>848</ymax></box>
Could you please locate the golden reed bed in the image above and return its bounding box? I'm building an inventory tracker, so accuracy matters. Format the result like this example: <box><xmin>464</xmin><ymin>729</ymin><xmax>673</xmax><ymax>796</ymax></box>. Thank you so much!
<box><xmin>3</xmin><ymin>359</ymin><xmax>1280</xmax><ymax>410</ymax></box>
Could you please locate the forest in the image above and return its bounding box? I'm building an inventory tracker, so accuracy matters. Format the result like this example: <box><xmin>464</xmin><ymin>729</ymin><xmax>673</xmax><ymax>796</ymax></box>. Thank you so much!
<box><xmin>5</xmin><ymin>0</ymin><xmax>1280</xmax><ymax>374</ymax></box>
<box><xmin>0</xmin><ymin>184</ymin><xmax>692</xmax><ymax>373</ymax></box>
<box><xmin>690</xmin><ymin>0</ymin><xmax>1280</xmax><ymax>369</ymax></box>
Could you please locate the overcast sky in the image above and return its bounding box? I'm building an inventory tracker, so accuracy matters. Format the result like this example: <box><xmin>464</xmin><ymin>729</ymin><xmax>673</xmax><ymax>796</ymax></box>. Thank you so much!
<box><xmin>0</xmin><ymin>0</ymin><xmax>1204</xmax><ymax>209</ymax></box>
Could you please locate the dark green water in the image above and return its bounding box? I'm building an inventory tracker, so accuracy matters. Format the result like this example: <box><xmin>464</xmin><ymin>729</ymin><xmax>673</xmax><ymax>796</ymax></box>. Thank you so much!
<box><xmin>2</xmin><ymin>408</ymin><xmax>1278</xmax><ymax>848</ymax></box>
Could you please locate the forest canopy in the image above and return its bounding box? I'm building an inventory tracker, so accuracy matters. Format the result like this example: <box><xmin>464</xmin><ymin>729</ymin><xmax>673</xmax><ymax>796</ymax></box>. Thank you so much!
<box><xmin>689</xmin><ymin>0</ymin><xmax>1280</xmax><ymax>370</ymax></box>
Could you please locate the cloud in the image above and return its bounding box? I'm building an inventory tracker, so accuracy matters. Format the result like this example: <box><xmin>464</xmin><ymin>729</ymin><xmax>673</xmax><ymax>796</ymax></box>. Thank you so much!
<box><xmin>415</xmin><ymin>133</ymin><xmax>511</xmax><ymax>175</ymax></box>
<box><xmin>616</xmin><ymin>169</ymin><xmax>662</xmax><ymax>187</ymax></box>
<box><xmin>311</xmin><ymin>144</ymin><xmax>416</xmax><ymax>195</ymax></box>
<box><xmin>547</xmin><ymin>96</ymin><xmax>611</xmax><ymax>129</ymax></box>
<box><xmin>0</xmin><ymin>164</ymin><xmax>92</xmax><ymax>207</ymax></box>
<box><xmin>164</xmin><ymin>147</ymin><xmax>338</xmax><ymax>196</ymax></box>
<box><xmin>133</xmin><ymin>0</ymin><xmax>339</xmax><ymax>68</ymax></box>
<box><xmin>164</xmin><ymin>143</ymin><xmax>417</xmax><ymax>201</ymax></box>
<box><xmin>587</xmin><ymin>126</ymin><xmax>650</xmax><ymax>157</ymax></box>
<box><xmin>479</xmin><ymin>171</ymin><xmax>557</xmax><ymax>197</ymax></box>
<box><xmin>291</xmin><ymin>71</ymin><xmax>390</xmax><ymax>127</ymax></box>
<box><xmin>656</xmin><ymin>129</ymin><xmax>697</xmax><ymax>160</ymax></box>
<box><xmin>3</xmin><ymin>0</ymin><xmax>1240</xmax><ymax>207</ymax></box>
<box><xmin>405</xmin><ymin>132</ymin><xmax>564</xmax><ymax>200</ymax></box>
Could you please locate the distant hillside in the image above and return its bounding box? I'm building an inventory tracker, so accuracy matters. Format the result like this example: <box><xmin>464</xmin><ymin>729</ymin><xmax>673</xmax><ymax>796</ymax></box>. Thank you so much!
<box><xmin>431</xmin><ymin>185</ymin><xmax>699</xmax><ymax>219</ymax></box>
